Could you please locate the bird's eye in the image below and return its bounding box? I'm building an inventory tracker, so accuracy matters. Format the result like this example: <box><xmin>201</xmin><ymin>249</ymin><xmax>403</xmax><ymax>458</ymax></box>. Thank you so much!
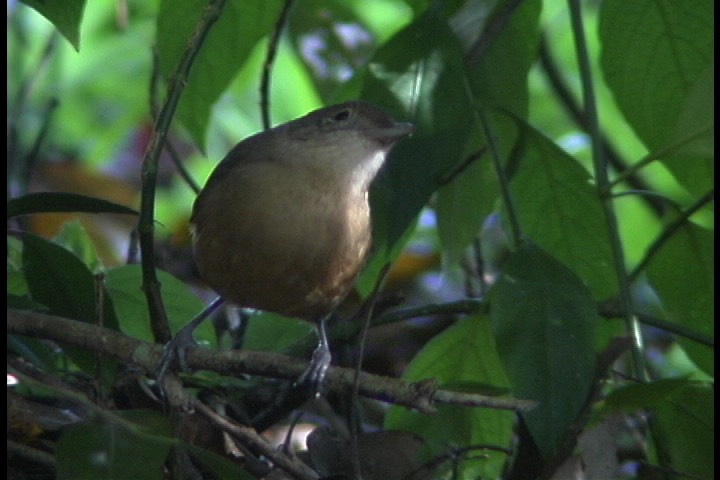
<box><xmin>332</xmin><ymin>109</ymin><xmax>351</xmax><ymax>122</ymax></box>
<box><xmin>322</xmin><ymin>108</ymin><xmax>353</xmax><ymax>127</ymax></box>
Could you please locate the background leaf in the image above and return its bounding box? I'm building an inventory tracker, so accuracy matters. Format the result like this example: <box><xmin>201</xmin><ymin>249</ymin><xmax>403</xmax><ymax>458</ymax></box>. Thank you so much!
<box><xmin>385</xmin><ymin>315</ymin><xmax>514</xmax><ymax>478</ymax></box>
<box><xmin>599</xmin><ymin>0</ymin><xmax>714</xmax><ymax>152</ymax></box>
<box><xmin>156</xmin><ymin>0</ymin><xmax>284</xmax><ymax>151</ymax></box>
<box><xmin>599</xmin><ymin>0</ymin><xmax>714</xmax><ymax>196</ymax></box>
<box><xmin>56</xmin><ymin>414</ymin><xmax>172</xmax><ymax>480</ymax></box>
<box><xmin>8</xmin><ymin>192</ymin><xmax>138</xmax><ymax>219</ymax></box>
<box><xmin>19</xmin><ymin>0</ymin><xmax>86</xmax><ymax>50</ymax></box>
<box><xmin>646</xmin><ymin>223</ymin><xmax>714</xmax><ymax>375</ymax></box>
<box><xmin>651</xmin><ymin>383</ymin><xmax>714</xmax><ymax>480</ymax></box>
<box><xmin>104</xmin><ymin>265</ymin><xmax>214</xmax><ymax>346</ymax></box>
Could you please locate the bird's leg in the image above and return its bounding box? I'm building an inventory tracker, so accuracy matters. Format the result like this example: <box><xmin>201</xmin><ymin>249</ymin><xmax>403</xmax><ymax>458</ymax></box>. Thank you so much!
<box><xmin>155</xmin><ymin>296</ymin><xmax>225</xmax><ymax>398</ymax></box>
<box><xmin>295</xmin><ymin>313</ymin><xmax>333</xmax><ymax>393</ymax></box>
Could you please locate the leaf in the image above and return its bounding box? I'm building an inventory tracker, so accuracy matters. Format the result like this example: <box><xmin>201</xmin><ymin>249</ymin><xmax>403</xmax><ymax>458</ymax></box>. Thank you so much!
<box><xmin>7</xmin><ymin>192</ymin><xmax>139</xmax><ymax>219</ymax></box>
<box><xmin>464</xmin><ymin>0</ymin><xmax>541</xmax><ymax>119</ymax></box>
<box><xmin>600</xmin><ymin>377</ymin><xmax>694</xmax><ymax>413</ymax></box>
<box><xmin>21</xmin><ymin>232</ymin><xmax>117</xmax><ymax>329</ymax></box>
<box><xmin>658</xmin><ymin>65</ymin><xmax>715</xmax><ymax>196</ymax></box>
<box><xmin>19</xmin><ymin>0</ymin><xmax>86</xmax><ymax>51</ymax></box>
<box><xmin>364</xmin><ymin>8</ymin><xmax>475</xmax><ymax>241</ymax></box>
<box><xmin>286</xmin><ymin>0</ymin><xmax>378</xmax><ymax>103</ymax></box>
<box><xmin>505</xmin><ymin>116</ymin><xmax>617</xmax><ymax>300</ymax></box>
<box><xmin>599</xmin><ymin>0</ymin><xmax>714</xmax><ymax>152</ymax></box>
<box><xmin>156</xmin><ymin>0</ymin><xmax>284</xmax><ymax>151</ymax></box>
<box><xmin>385</xmin><ymin>315</ymin><xmax>514</xmax><ymax>479</ymax></box>
<box><xmin>56</xmin><ymin>415</ymin><xmax>172</xmax><ymax>480</ymax></box>
<box><xmin>435</xmin><ymin>145</ymin><xmax>499</xmax><ymax>268</ymax></box>
<box><xmin>356</xmin><ymin>2</ymin><xmax>540</xmax><ymax>290</ymax></box>
<box><xmin>355</xmin><ymin>8</ymin><xmax>477</xmax><ymax>293</ymax></box>
<box><xmin>433</xmin><ymin>0</ymin><xmax>541</xmax><ymax>267</ymax></box>
<box><xmin>646</xmin><ymin>223</ymin><xmax>714</xmax><ymax>375</ymax></box>
<box><xmin>104</xmin><ymin>265</ymin><xmax>214</xmax><ymax>346</ymax></box>
<box><xmin>54</xmin><ymin>220</ymin><xmax>104</xmax><ymax>274</ymax></box>
<box><xmin>20</xmin><ymin>232</ymin><xmax>118</xmax><ymax>375</ymax></box>
<box><xmin>489</xmin><ymin>243</ymin><xmax>597</xmax><ymax>459</ymax></box>
<box><xmin>651</xmin><ymin>383</ymin><xmax>714</xmax><ymax>480</ymax></box>
<box><xmin>242</xmin><ymin>312</ymin><xmax>314</xmax><ymax>353</ymax></box>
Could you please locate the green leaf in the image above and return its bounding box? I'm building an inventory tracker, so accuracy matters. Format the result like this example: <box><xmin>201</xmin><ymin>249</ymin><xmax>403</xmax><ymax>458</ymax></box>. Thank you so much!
<box><xmin>600</xmin><ymin>377</ymin><xmax>694</xmax><ymax>413</ymax></box>
<box><xmin>657</xmin><ymin>65</ymin><xmax>715</xmax><ymax>196</ymax></box>
<box><xmin>360</xmin><ymin>2</ymin><xmax>541</xmax><ymax>282</ymax></box>
<box><xmin>7</xmin><ymin>192</ymin><xmax>139</xmax><ymax>219</ymax></box>
<box><xmin>242</xmin><ymin>312</ymin><xmax>314</xmax><ymax>353</ymax></box>
<box><xmin>21</xmin><ymin>232</ymin><xmax>117</xmax><ymax>329</ymax></box>
<box><xmin>599</xmin><ymin>0</ymin><xmax>714</xmax><ymax>152</ymax></box>
<box><xmin>156</xmin><ymin>0</ymin><xmax>284</xmax><ymax>151</ymax></box>
<box><xmin>385</xmin><ymin>315</ymin><xmax>514</xmax><ymax>479</ymax></box>
<box><xmin>464</xmin><ymin>0</ymin><xmax>541</xmax><ymax>119</ymax></box>
<box><xmin>432</xmin><ymin>0</ymin><xmax>540</xmax><ymax>267</ymax></box>
<box><xmin>489</xmin><ymin>243</ymin><xmax>597</xmax><ymax>459</ymax></box>
<box><xmin>366</xmin><ymin>8</ymin><xmax>475</xmax><ymax>234</ymax></box>
<box><xmin>356</xmin><ymin>8</ymin><xmax>477</xmax><ymax>286</ymax></box>
<box><xmin>20</xmin><ymin>232</ymin><xmax>119</xmax><ymax>375</ymax></box>
<box><xmin>7</xmin><ymin>236</ymin><xmax>29</xmax><ymax>297</ymax></box>
<box><xmin>646</xmin><ymin>223</ymin><xmax>714</xmax><ymax>375</ymax></box>
<box><xmin>20</xmin><ymin>0</ymin><xmax>86</xmax><ymax>51</ymax></box>
<box><xmin>651</xmin><ymin>383</ymin><xmax>714</xmax><ymax>480</ymax></box>
<box><xmin>54</xmin><ymin>220</ymin><xmax>104</xmax><ymax>274</ymax></box>
<box><xmin>104</xmin><ymin>265</ymin><xmax>214</xmax><ymax>346</ymax></box>
<box><xmin>506</xmin><ymin>116</ymin><xmax>617</xmax><ymax>300</ymax></box>
<box><xmin>435</xmin><ymin>145</ymin><xmax>499</xmax><ymax>267</ymax></box>
<box><xmin>56</xmin><ymin>414</ymin><xmax>172</xmax><ymax>480</ymax></box>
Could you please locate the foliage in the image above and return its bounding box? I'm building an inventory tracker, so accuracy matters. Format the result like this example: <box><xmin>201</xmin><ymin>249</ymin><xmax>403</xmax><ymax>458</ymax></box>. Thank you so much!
<box><xmin>7</xmin><ymin>0</ymin><xmax>713</xmax><ymax>479</ymax></box>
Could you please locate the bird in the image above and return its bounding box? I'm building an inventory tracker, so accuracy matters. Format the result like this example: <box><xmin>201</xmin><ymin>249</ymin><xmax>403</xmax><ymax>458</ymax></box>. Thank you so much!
<box><xmin>158</xmin><ymin>100</ymin><xmax>414</xmax><ymax>389</ymax></box>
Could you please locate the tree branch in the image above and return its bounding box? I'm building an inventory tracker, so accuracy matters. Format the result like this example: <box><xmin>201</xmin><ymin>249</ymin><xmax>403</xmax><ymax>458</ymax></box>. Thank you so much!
<box><xmin>8</xmin><ymin>309</ymin><xmax>534</xmax><ymax>413</ymax></box>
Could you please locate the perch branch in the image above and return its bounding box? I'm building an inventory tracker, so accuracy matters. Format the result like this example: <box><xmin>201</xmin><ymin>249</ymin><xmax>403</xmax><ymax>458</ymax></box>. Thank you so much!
<box><xmin>8</xmin><ymin>309</ymin><xmax>535</xmax><ymax>414</ymax></box>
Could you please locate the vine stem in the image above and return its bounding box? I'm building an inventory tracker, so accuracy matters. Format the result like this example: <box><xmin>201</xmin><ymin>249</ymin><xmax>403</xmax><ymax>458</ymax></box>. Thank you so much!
<box><xmin>567</xmin><ymin>0</ymin><xmax>646</xmax><ymax>380</ymax></box>
<box><xmin>464</xmin><ymin>74</ymin><xmax>522</xmax><ymax>249</ymax></box>
<box><xmin>138</xmin><ymin>0</ymin><xmax>227</xmax><ymax>343</ymax></box>
<box><xmin>260</xmin><ymin>0</ymin><xmax>294</xmax><ymax>130</ymax></box>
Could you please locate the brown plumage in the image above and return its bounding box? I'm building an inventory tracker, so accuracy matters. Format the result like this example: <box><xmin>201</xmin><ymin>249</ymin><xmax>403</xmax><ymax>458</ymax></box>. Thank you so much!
<box><xmin>190</xmin><ymin>101</ymin><xmax>414</xmax><ymax>322</ymax></box>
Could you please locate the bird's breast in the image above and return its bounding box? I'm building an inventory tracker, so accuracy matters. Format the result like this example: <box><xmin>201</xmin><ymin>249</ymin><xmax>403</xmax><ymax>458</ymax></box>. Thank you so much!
<box><xmin>190</xmin><ymin>161</ymin><xmax>373</xmax><ymax>321</ymax></box>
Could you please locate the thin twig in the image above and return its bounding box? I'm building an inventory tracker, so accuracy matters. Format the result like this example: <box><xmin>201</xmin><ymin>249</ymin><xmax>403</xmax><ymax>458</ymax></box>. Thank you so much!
<box><xmin>436</xmin><ymin>148</ymin><xmax>486</xmax><ymax>186</ymax></box>
<box><xmin>149</xmin><ymin>49</ymin><xmax>201</xmax><ymax>195</ymax></box>
<box><xmin>628</xmin><ymin>189</ymin><xmax>714</xmax><ymax>283</ymax></box>
<box><xmin>8</xmin><ymin>31</ymin><xmax>58</xmax><ymax>193</ymax></box>
<box><xmin>192</xmin><ymin>399</ymin><xmax>319</xmax><ymax>480</ymax></box>
<box><xmin>260</xmin><ymin>0</ymin><xmax>295</xmax><ymax>130</ymax></box>
<box><xmin>350</xmin><ymin>263</ymin><xmax>391</xmax><ymax>479</ymax></box>
<box><xmin>478</xmin><ymin>107</ymin><xmax>522</xmax><ymax>248</ymax></box>
<box><xmin>167</xmin><ymin>140</ymin><xmax>201</xmax><ymax>194</ymax></box>
<box><xmin>599</xmin><ymin>303</ymin><xmax>714</xmax><ymax>348</ymax></box>
<box><xmin>466</xmin><ymin>0</ymin><xmax>526</xmax><ymax>66</ymax></box>
<box><xmin>20</xmin><ymin>97</ymin><xmax>59</xmax><ymax>191</ymax></box>
<box><xmin>606</xmin><ymin>125</ymin><xmax>713</xmax><ymax>193</ymax></box>
<box><xmin>7</xmin><ymin>440</ymin><xmax>57</xmax><ymax>468</ymax></box>
<box><xmin>283</xmin><ymin>298</ymin><xmax>489</xmax><ymax>358</ymax></box>
<box><xmin>138</xmin><ymin>0</ymin><xmax>227</xmax><ymax>343</ymax></box>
